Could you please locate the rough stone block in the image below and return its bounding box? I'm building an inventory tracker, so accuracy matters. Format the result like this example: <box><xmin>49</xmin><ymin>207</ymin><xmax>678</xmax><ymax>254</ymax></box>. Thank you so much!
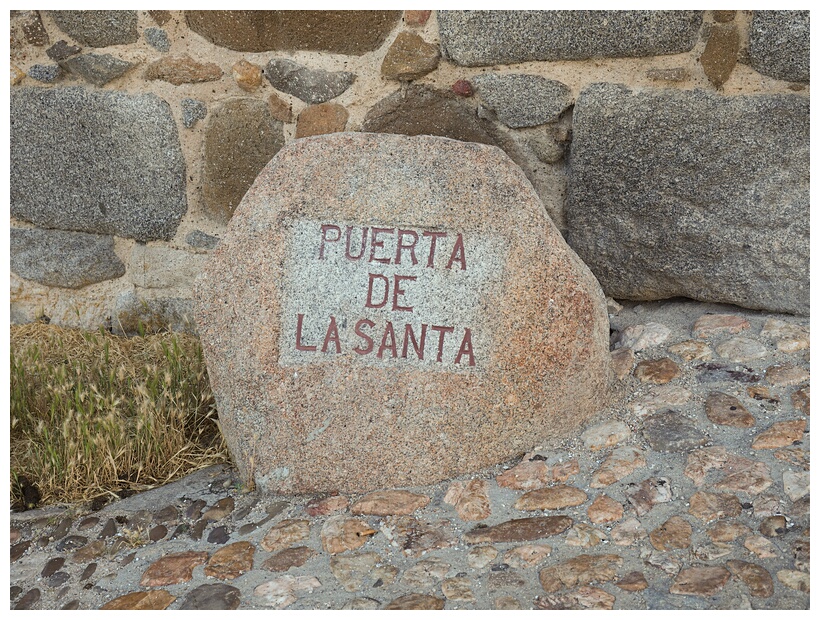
<box><xmin>439</xmin><ymin>11</ymin><xmax>703</xmax><ymax>66</ymax></box>
<box><xmin>566</xmin><ymin>84</ymin><xmax>808</xmax><ymax>315</ymax></box>
<box><xmin>11</xmin><ymin>228</ymin><xmax>125</xmax><ymax>289</ymax></box>
<box><xmin>149</xmin><ymin>11</ymin><xmax>172</xmax><ymax>26</ymax></box>
<box><xmin>181</xmin><ymin>98</ymin><xmax>207</xmax><ymax>128</ymax></box>
<box><xmin>60</xmin><ymin>53</ymin><xmax>134</xmax><ymax>86</ymax></box>
<box><xmin>49</xmin><ymin>11</ymin><xmax>138</xmax><ymax>48</ymax></box>
<box><xmin>26</xmin><ymin>64</ymin><xmax>61</xmax><ymax>83</ymax></box>
<box><xmin>295</xmin><ymin>103</ymin><xmax>349</xmax><ymax>139</ymax></box>
<box><xmin>144</xmin><ymin>28</ymin><xmax>171</xmax><ymax>53</ymax></box>
<box><xmin>267</xmin><ymin>94</ymin><xmax>293</xmax><ymax>123</ymax></box>
<box><xmin>381</xmin><ymin>31</ymin><xmax>440</xmax><ymax>81</ymax></box>
<box><xmin>46</xmin><ymin>40</ymin><xmax>81</xmax><ymax>61</ymax></box>
<box><xmin>472</xmin><ymin>73</ymin><xmax>572</xmax><ymax>128</ymax></box>
<box><xmin>11</xmin><ymin>87</ymin><xmax>187</xmax><ymax>242</ymax></box>
<box><xmin>232</xmin><ymin>59</ymin><xmax>262</xmax><ymax>92</ymax></box>
<box><xmin>264</xmin><ymin>59</ymin><xmax>355</xmax><ymax>104</ymax></box>
<box><xmin>700</xmin><ymin>24</ymin><xmax>739</xmax><ymax>88</ymax></box>
<box><xmin>202</xmin><ymin>98</ymin><xmax>285</xmax><ymax>222</ymax></box>
<box><xmin>195</xmin><ymin>133</ymin><xmax>609</xmax><ymax>494</ymax></box>
<box><xmin>21</xmin><ymin>11</ymin><xmax>49</xmax><ymax>46</ymax></box>
<box><xmin>144</xmin><ymin>55</ymin><xmax>222</xmax><ymax>85</ymax></box>
<box><xmin>186</xmin><ymin>10</ymin><xmax>400</xmax><ymax>54</ymax></box>
<box><xmin>11</xmin><ymin>64</ymin><xmax>25</xmax><ymax>85</ymax></box>
<box><xmin>748</xmin><ymin>11</ymin><xmax>810</xmax><ymax>83</ymax></box>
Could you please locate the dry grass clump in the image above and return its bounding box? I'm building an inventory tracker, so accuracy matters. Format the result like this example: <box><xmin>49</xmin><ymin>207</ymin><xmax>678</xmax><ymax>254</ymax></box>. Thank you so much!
<box><xmin>10</xmin><ymin>322</ymin><xmax>228</xmax><ymax>508</ymax></box>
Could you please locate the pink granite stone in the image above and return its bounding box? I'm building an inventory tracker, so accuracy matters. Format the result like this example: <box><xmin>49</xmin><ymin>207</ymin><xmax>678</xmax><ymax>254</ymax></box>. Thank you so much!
<box><xmin>195</xmin><ymin>133</ymin><xmax>610</xmax><ymax>493</ymax></box>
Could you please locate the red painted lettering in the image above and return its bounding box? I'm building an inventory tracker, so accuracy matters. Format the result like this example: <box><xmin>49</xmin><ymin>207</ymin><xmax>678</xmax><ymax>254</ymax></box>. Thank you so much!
<box><xmin>377</xmin><ymin>321</ymin><xmax>398</xmax><ymax>358</ymax></box>
<box><xmin>345</xmin><ymin>226</ymin><xmax>368</xmax><ymax>260</ymax></box>
<box><xmin>365</xmin><ymin>273</ymin><xmax>389</xmax><ymax>308</ymax></box>
<box><xmin>322</xmin><ymin>315</ymin><xmax>341</xmax><ymax>353</ymax></box>
<box><xmin>369</xmin><ymin>227</ymin><xmax>394</xmax><ymax>264</ymax></box>
<box><xmin>402</xmin><ymin>323</ymin><xmax>427</xmax><ymax>360</ymax></box>
<box><xmin>295</xmin><ymin>313</ymin><xmax>317</xmax><ymax>351</ymax></box>
<box><xmin>430</xmin><ymin>325</ymin><xmax>454</xmax><ymax>362</ymax></box>
<box><xmin>319</xmin><ymin>224</ymin><xmax>341</xmax><ymax>259</ymax></box>
<box><xmin>454</xmin><ymin>328</ymin><xmax>475</xmax><ymax>366</ymax></box>
<box><xmin>353</xmin><ymin>319</ymin><xmax>375</xmax><ymax>355</ymax></box>
<box><xmin>391</xmin><ymin>274</ymin><xmax>416</xmax><ymax>312</ymax></box>
<box><xmin>395</xmin><ymin>229</ymin><xmax>419</xmax><ymax>265</ymax></box>
<box><xmin>446</xmin><ymin>233</ymin><xmax>467</xmax><ymax>270</ymax></box>
<box><xmin>422</xmin><ymin>231</ymin><xmax>447</xmax><ymax>268</ymax></box>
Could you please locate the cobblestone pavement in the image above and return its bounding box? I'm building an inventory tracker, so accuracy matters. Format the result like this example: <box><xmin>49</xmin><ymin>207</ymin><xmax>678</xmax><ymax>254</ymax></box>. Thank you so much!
<box><xmin>10</xmin><ymin>300</ymin><xmax>810</xmax><ymax>610</ymax></box>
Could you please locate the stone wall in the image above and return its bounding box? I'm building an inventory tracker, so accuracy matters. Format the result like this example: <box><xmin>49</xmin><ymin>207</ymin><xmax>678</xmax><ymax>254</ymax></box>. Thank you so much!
<box><xmin>10</xmin><ymin>10</ymin><xmax>810</xmax><ymax>332</ymax></box>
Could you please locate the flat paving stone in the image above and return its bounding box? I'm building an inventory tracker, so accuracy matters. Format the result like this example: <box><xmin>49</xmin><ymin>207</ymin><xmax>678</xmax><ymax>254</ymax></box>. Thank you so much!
<box><xmin>752</xmin><ymin>420</ymin><xmax>806</xmax><ymax>449</ymax></box>
<box><xmin>688</xmin><ymin>491</ymin><xmax>743</xmax><ymax>522</ymax></box>
<box><xmin>643</xmin><ymin>411</ymin><xmax>709</xmax><ymax>452</ymax></box>
<box><xmin>305</xmin><ymin>495</ymin><xmax>349</xmax><ymax>517</ymax></box>
<box><xmin>634</xmin><ymin>357</ymin><xmax>681</xmax><ymax>384</ymax></box>
<box><xmin>649</xmin><ymin>515</ymin><xmax>692</xmax><ymax>550</ymax></box>
<box><xmin>582</xmin><ymin>421</ymin><xmax>631</xmax><ymax>451</ymax></box>
<box><xmin>503</xmin><ymin>544</ymin><xmax>551</xmax><ymax>569</ymax></box>
<box><xmin>514</xmin><ymin>484</ymin><xmax>587</xmax><ymax>511</ymax></box>
<box><xmin>179</xmin><ymin>583</ymin><xmax>241</xmax><ymax>610</ymax></box>
<box><xmin>670</xmin><ymin>566</ymin><xmax>731</xmax><ymax>596</ymax></box>
<box><xmin>262</xmin><ymin>546</ymin><xmax>315</xmax><ymax>572</ymax></box>
<box><xmin>443</xmin><ymin>479</ymin><xmax>492</xmax><ymax>521</ymax></box>
<box><xmin>496</xmin><ymin>460</ymin><xmax>551</xmax><ymax>490</ymax></box>
<box><xmin>590</xmin><ymin>446</ymin><xmax>646</xmax><ymax>487</ymax></box>
<box><xmin>617</xmin><ymin>571</ymin><xmax>649</xmax><ymax>591</ymax></box>
<box><xmin>320</xmin><ymin>517</ymin><xmax>376</xmax><ymax>554</ymax></box>
<box><xmin>14</xmin><ymin>588</ymin><xmax>41</xmax><ymax>610</ymax></box>
<box><xmin>329</xmin><ymin>552</ymin><xmax>381</xmax><ymax>592</ymax></box>
<box><xmin>351</xmin><ymin>490</ymin><xmax>430</xmax><ymax>516</ymax></box>
<box><xmin>624</xmin><ymin>477</ymin><xmax>672</xmax><ymax>515</ymax></box>
<box><xmin>716</xmin><ymin>337</ymin><xmax>768</xmax><ymax>362</ymax></box>
<box><xmin>101</xmin><ymin>590</ymin><xmax>176</xmax><ymax>610</ymax></box>
<box><xmin>384</xmin><ymin>593</ymin><xmax>445</xmax><ymax>610</ymax></box>
<box><xmin>539</xmin><ymin>554</ymin><xmax>623</xmax><ymax>593</ymax></box>
<box><xmin>140</xmin><ymin>551</ymin><xmax>209</xmax><ymax>587</ymax></box>
<box><xmin>692</xmin><ymin>314</ymin><xmax>750</xmax><ymax>338</ymax></box>
<box><xmin>261</xmin><ymin>519</ymin><xmax>310</xmax><ymax>553</ymax></box>
<box><xmin>253</xmin><ymin>575</ymin><xmax>321</xmax><ymax>608</ymax></box>
<box><xmin>705</xmin><ymin>392</ymin><xmax>755</xmax><ymax>427</ymax></box>
<box><xmin>467</xmin><ymin>545</ymin><xmax>498</xmax><ymax>569</ymax></box>
<box><xmin>204</xmin><ymin>541</ymin><xmax>255</xmax><ymax>580</ymax></box>
<box><xmin>41</xmin><ymin>557</ymin><xmax>64</xmax><ymax>578</ymax></box>
<box><xmin>669</xmin><ymin>339</ymin><xmax>714</xmax><ymax>361</ymax></box>
<box><xmin>588</xmin><ymin>494</ymin><xmax>624</xmax><ymax>523</ymax></box>
<box><xmin>464</xmin><ymin>516</ymin><xmax>572</xmax><ymax>544</ymax></box>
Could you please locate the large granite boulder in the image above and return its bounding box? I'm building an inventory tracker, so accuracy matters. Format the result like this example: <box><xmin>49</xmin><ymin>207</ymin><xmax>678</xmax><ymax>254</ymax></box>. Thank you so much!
<box><xmin>748</xmin><ymin>11</ymin><xmax>810</xmax><ymax>83</ymax></box>
<box><xmin>471</xmin><ymin>73</ymin><xmax>573</xmax><ymax>128</ymax></box>
<box><xmin>566</xmin><ymin>84</ymin><xmax>809</xmax><ymax>315</ymax></box>
<box><xmin>186</xmin><ymin>10</ymin><xmax>400</xmax><ymax>54</ymax></box>
<box><xmin>49</xmin><ymin>10</ymin><xmax>138</xmax><ymax>47</ymax></box>
<box><xmin>11</xmin><ymin>87</ymin><xmax>187</xmax><ymax>242</ymax></box>
<box><xmin>202</xmin><ymin>98</ymin><xmax>285</xmax><ymax>222</ymax></box>
<box><xmin>195</xmin><ymin>133</ymin><xmax>610</xmax><ymax>494</ymax></box>
<box><xmin>439</xmin><ymin>11</ymin><xmax>703</xmax><ymax>66</ymax></box>
<box><xmin>10</xmin><ymin>227</ymin><xmax>125</xmax><ymax>289</ymax></box>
